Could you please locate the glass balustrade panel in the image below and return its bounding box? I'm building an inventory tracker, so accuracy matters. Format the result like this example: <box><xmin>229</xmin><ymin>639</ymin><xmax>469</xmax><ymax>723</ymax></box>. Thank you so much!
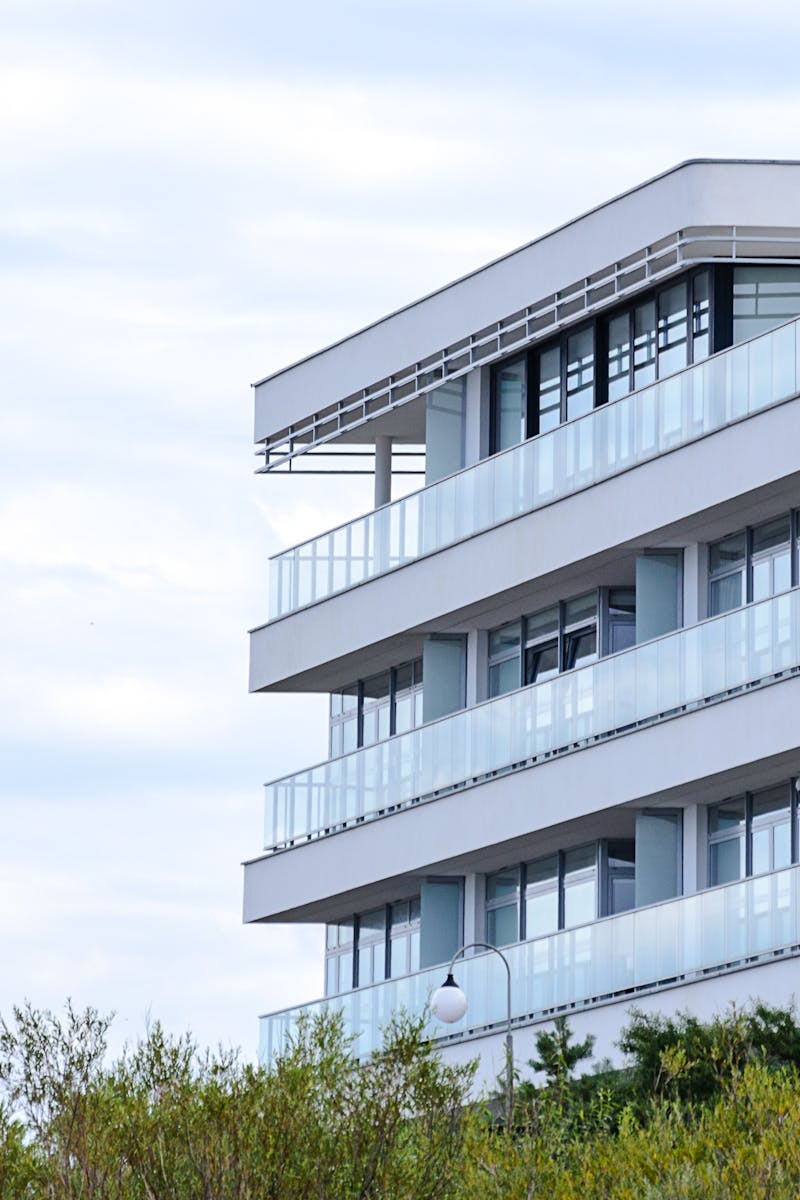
<box><xmin>267</xmin><ymin>320</ymin><xmax>800</xmax><ymax>618</ymax></box>
<box><xmin>260</xmin><ymin>866</ymin><xmax>800</xmax><ymax>1064</ymax></box>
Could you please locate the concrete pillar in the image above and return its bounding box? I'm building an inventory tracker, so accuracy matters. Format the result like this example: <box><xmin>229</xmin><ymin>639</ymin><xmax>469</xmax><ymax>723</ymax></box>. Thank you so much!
<box><xmin>374</xmin><ymin>435</ymin><xmax>392</xmax><ymax>508</ymax></box>
<box><xmin>463</xmin><ymin>367</ymin><xmax>485</xmax><ymax>467</ymax></box>
<box><xmin>683</xmin><ymin>543</ymin><xmax>701</xmax><ymax>625</ymax></box>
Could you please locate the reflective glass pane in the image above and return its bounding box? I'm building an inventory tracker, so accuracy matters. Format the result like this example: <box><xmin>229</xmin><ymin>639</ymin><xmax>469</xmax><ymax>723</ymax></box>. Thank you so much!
<box><xmin>526</xmin><ymin>606</ymin><xmax>559</xmax><ymax>639</ymax></box>
<box><xmin>634</xmin><ymin>301</ymin><xmax>656</xmax><ymax>388</ymax></box>
<box><xmin>710</xmin><ymin>573</ymin><xmax>744</xmax><ymax>616</ymax></box>
<box><xmin>774</xmin><ymin>550</ymin><xmax>792</xmax><ymax>596</ymax></box>
<box><xmin>709</xmin><ymin>533</ymin><xmax>746</xmax><ymax>574</ymax></box>
<box><xmin>692</xmin><ymin>272</ymin><xmax>710</xmax><ymax>362</ymax></box>
<box><xmin>487</xmin><ymin>870</ymin><xmax>519</xmax><ymax>901</ymax></box>
<box><xmin>563</xmin><ymin>879</ymin><xmax>595</xmax><ymax>927</ymax></box>
<box><xmin>526</xmin><ymin>854</ymin><xmax>559</xmax><ymax>886</ymax></box>
<box><xmin>752</xmin><ymin>827</ymin><xmax>771</xmax><ymax>876</ymax></box>
<box><xmin>525</xmin><ymin>641</ymin><xmax>559</xmax><ymax>685</ymax></box>
<box><xmin>489</xmin><ymin>622</ymin><xmax>522</xmax><ymax>658</ymax></box>
<box><xmin>752</xmin><ymin>516</ymin><xmax>790</xmax><ymax>555</ymax></box>
<box><xmin>775</xmin><ymin>821</ymin><xmax>792</xmax><ymax>870</ymax></box>
<box><xmin>607</xmin><ymin>312</ymin><xmax>631</xmax><ymax>401</ymax></box>
<box><xmin>566</xmin><ymin>327</ymin><xmax>595</xmax><ymax>419</ymax></box>
<box><xmin>565</xmin><ymin>593</ymin><xmax>598</xmax><ymax>626</ymax></box>
<box><xmin>338</xmin><ymin>918</ymin><xmax>354</xmax><ymax>944</ymax></box>
<box><xmin>658</xmin><ymin>283</ymin><xmax>688</xmax><ymax>375</ymax></box>
<box><xmin>325</xmin><ymin>956</ymin><xmax>337</xmax><ymax>995</ymax></box>
<box><xmin>360</xmin><ymin>907</ymin><xmax>385</xmax><ymax>937</ymax></box>
<box><xmin>326</xmin><ymin>924</ymin><xmax>338</xmax><ymax>950</ymax></box>
<box><xmin>338</xmin><ymin>951</ymin><xmax>353</xmax><ymax>990</ymax></box>
<box><xmin>489</xmin><ymin>657</ymin><xmax>521</xmax><ymax>698</ymax></box>
<box><xmin>494</xmin><ymin>358</ymin><xmax>527</xmax><ymax>451</ymax></box>
<box><xmin>733</xmin><ymin>266</ymin><xmax>800</xmax><ymax>343</ymax></box>
<box><xmin>525</xmin><ymin>889</ymin><xmax>559</xmax><ymax>938</ymax></box>
<box><xmin>564</xmin><ymin>628</ymin><xmax>597</xmax><ymax>670</ymax></box>
<box><xmin>341</xmin><ymin>716</ymin><xmax>358</xmax><ymax>754</ymax></box>
<box><xmin>709</xmin><ymin>838</ymin><xmax>744</xmax><ymax>885</ymax></box>
<box><xmin>608</xmin><ymin>588</ymin><xmax>636</xmax><ymax>616</ymax></box>
<box><xmin>752</xmin><ymin>786</ymin><xmax>790</xmax><ymax>822</ymax></box>
<box><xmin>487</xmin><ymin>903</ymin><xmax>519</xmax><ymax>947</ymax></box>
<box><xmin>709</xmin><ymin>799</ymin><xmax>746</xmax><ymax>834</ymax></box>
<box><xmin>537</xmin><ymin>345</ymin><xmax>561</xmax><ymax>432</ymax></box>
<box><xmin>752</xmin><ymin>559</ymin><xmax>771</xmax><ymax>603</ymax></box>
<box><xmin>564</xmin><ymin>844</ymin><xmax>596</xmax><ymax>876</ymax></box>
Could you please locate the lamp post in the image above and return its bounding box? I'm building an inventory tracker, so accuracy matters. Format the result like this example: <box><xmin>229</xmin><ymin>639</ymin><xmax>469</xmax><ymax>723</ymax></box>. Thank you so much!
<box><xmin>431</xmin><ymin>941</ymin><xmax>514</xmax><ymax>1128</ymax></box>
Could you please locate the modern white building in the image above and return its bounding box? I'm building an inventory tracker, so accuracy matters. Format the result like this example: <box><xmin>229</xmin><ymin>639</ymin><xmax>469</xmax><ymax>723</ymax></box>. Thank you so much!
<box><xmin>244</xmin><ymin>160</ymin><xmax>800</xmax><ymax>1083</ymax></box>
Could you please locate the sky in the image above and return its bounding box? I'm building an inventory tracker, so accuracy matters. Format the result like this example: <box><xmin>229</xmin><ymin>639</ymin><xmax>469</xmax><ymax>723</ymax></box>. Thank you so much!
<box><xmin>2</xmin><ymin>0</ymin><xmax>800</xmax><ymax>1059</ymax></box>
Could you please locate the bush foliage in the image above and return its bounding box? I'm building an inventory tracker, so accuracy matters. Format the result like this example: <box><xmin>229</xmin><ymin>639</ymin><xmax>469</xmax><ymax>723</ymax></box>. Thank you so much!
<box><xmin>2</xmin><ymin>998</ymin><xmax>800</xmax><ymax>1197</ymax></box>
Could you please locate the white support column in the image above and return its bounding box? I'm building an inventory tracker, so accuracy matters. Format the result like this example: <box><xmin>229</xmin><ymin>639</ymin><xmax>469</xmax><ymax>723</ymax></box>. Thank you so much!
<box><xmin>682</xmin><ymin>803</ymin><xmax>702</xmax><ymax>895</ymax></box>
<box><xmin>462</xmin><ymin>873</ymin><xmax>483</xmax><ymax>948</ymax></box>
<box><xmin>683</xmin><ymin>543</ymin><xmax>701</xmax><ymax>626</ymax></box>
<box><xmin>374</xmin><ymin>435</ymin><xmax>392</xmax><ymax>508</ymax></box>
<box><xmin>463</xmin><ymin>367</ymin><xmax>486</xmax><ymax>467</ymax></box>
<box><xmin>465</xmin><ymin>629</ymin><xmax>485</xmax><ymax>707</ymax></box>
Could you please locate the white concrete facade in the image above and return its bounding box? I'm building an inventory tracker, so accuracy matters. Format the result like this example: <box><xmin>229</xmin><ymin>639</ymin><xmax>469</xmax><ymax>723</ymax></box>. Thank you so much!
<box><xmin>245</xmin><ymin>160</ymin><xmax>800</xmax><ymax>1080</ymax></box>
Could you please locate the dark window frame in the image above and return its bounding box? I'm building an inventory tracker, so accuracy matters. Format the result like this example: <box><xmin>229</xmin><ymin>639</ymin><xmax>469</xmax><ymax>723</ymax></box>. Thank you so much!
<box><xmin>707</xmin><ymin>781</ymin><xmax>797</xmax><ymax>886</ymax></box>
<box><xmin>330</xmin><ymin>658</ymin><xmax>424</xmax><ymax>755</ymax></box>
<box><xmin>707</xmin><ymin>510</ymin><xmax>798</xmax><ymax>617</ymax></box>
<box><xmin>484</xmin><ymin>840</ymin><xmax>633</xmax><ymax>947</ymax></box>
<box><xmin>489</xmin><ymin>264</ymin><xmax>727</xmax><ymax>454</ymax></box>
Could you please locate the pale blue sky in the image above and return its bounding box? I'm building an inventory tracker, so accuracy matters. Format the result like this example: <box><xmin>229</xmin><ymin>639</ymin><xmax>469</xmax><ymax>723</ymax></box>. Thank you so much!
<box><xmin>2</xmin><ymin>0</ymin><xmax>799</xmax><ymax>1056</ymax></box>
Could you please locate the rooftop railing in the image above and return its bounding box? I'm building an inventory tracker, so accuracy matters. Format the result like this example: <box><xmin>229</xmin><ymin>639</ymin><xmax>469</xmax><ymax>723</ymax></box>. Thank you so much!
<box><xmin>264</xmin><ymin>588</ymin><xmax>800</xmax><ymax>852</ymax></box>
<box><xmin>260</xmin><ymin>862</ymin><xmax>800</xmax><ymax>1063</ymax></box>
<box><xmin>267</xmin><ymin>318</ymin><xmax>800</xmax><ymax>620</ymax></box>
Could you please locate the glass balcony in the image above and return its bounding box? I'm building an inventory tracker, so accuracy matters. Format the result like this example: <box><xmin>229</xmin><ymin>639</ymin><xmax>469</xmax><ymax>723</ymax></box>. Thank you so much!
<box><xmin>260</xmin><ymin>863</ymin><xmax>800</xmax><ymax>1063</ymax></box>
<box><xmin>267</xmin><ymin>318</ymin><xmax>800</xmax><ymax>620</ymax></box>
<box><xmin>264</xmin><ymin>589</ymin><xmax>800</xmax><ymax>851</ymax></box>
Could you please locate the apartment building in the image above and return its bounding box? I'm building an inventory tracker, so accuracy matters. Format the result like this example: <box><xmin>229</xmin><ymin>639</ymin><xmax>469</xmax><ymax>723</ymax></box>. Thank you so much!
<box><xmin>244</xmin><ymin>160</ymin><xmax>800</xmax><ymax>1082</ymax></box>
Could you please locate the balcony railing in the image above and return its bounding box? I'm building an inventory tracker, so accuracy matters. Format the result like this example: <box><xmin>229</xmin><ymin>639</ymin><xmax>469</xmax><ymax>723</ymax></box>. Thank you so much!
<box><xmin>264</xmin><ymin>589</ymin><xmax>800</xmax><ymax>852</ymax></box>
<box><xmin>267</xmin><ymin>318</ymin><xmax>800</xmax><ymax>620</ymax></box>
<box><xmin>260</xmin><ymin>863</ymin><xmax>800</xmax><ymax>1063</ymax></box>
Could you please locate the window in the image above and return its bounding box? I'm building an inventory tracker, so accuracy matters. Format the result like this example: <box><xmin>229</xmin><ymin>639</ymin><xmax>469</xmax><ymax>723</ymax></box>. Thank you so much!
<box><xmin>604</xmin><ymin>271</ymin><xmax>710</xmax><ymax>403</ymax></box>
<box><xmin>488</xmin><ymin>591</ymin><xmax>604</xmax><ymax>700</ymax></box>
<box><xmin>708</xmin><ymin>783</ymin><xmax>796</xmax><ymax>886</ymax></box>
<box><xmin>733</xmin><ymin>266</ymin><xmax>800</xmax><ymax>343</ymax></box>
<box><xmin>325</xmin><ymin>897</ymin><xmax>421</xmax><ymax>995</ymax></box>
<box><xmin>356</xmin><ymin>907</ymin><xmax>387</xmax><ymax>987</ymax></box>
<box><xmin>330</xmin><ymin>659</ymin><xmax>424</xmax><ymax>755</ymax></box>
<box><xmin>489</xmin><ymin>267</ymin><xmax>721</xmax><ymax>455</ymax></box>
<box><xmin>485</xmin><ymin>841</ymin><xmax>629</xmax><ymax>945</ymax></box>
<box><xmin>325</xmin><ymin>919</ymin><xmax>354</xmax><ymax>995</ymax></box>
<box><xmin>708</xmin><ymin>513</ymin><xmax>796</xmax><ymax>617</ymax></box>
<box><xmin>389</xmin><ymin>898</ymin><xmax>421</xmax><ymax>977</ymax></box>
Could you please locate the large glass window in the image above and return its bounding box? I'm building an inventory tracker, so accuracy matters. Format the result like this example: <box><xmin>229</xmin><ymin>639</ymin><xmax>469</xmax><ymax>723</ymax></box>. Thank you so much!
<box><xmin>708</xmin><ymin>784</ymin><xmax>795</xmax><ymax>887</ymax></box>
<box><xmin>708</xmin><ymin>513</ymin><xmax>796</xmax><ymax>617</ymax></box>
<box><xmin>389</xmin><ymin>898</ymin><xmax>421</xmax><ymax>977</ymax></box>
<box><xmin>488</xmin><ymin>591</ymin><xmax>605</xmax><ymax>700</ymax></box>
<box><xmin>326</xmin><ymin>898</ymin><xmax>420</xmax><ymax>995</ymax></box>
<box><xmin>562</xmin><ymin>844</ymin><xmax>597</xmax><ymax>928</ymax></box>
<box><xmin>490</xmin><ymin>267</ymin><xmax>719</xmax><ymax>455</ymax></box>
<box><xmin>330</xmin><ymin>659</ymin><xmax>424</xmax><ymax>755</ymax></box>
<box><xmin>733</xmin><ymin>266</ymin><xmax>800</xmax><ymax>343</ymax></box>
<box><xmin>566</xmin><ymin>328</ymin><xmax>595</xmax><ymax>420</ymax></box>
<box><xmin>325</xmin><ymin>919</ymin><xmax>355</xmax><ymax>995</ymax></box>
<box><xmin>485</xmin><ymin>869</ymin><xmax>521</xmax><ymax>947</ymax></box>
<box><xmin>493</xmin><ymin>357</ymin><xmax>527</xmax><ymax>451</ymax></box>
<box><xmin>485</xmin><ymin>841</ymin><xmax>627</xmax><ymax>946</ymax></box>
<box><xmin>604</xmin><ymin>271</ymin><xmax>710</xmax><ymax>402</ymax></box>
<box><xmin>488</xmin><ymin>622</ymin><xmax>522</xmax><ymax>699</ymax></box>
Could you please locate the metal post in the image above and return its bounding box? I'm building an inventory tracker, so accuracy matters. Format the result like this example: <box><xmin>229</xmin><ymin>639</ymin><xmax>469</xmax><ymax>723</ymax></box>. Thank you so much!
<box><xmin>374</xmin><ymin>435</ymin><xmax>392</xmax><ymax>508</ymax></box>
<box><xmin>446</xmin><ymin>941</ymin><xmax>513</xmax><ymax>1128</ymax></box>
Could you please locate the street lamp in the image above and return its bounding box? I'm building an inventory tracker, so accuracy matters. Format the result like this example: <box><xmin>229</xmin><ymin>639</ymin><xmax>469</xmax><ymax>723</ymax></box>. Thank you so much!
<box><xmin>431</xmin><ymin>941</ymin><xmax>513</xmax><ymax>1128</ymax></box>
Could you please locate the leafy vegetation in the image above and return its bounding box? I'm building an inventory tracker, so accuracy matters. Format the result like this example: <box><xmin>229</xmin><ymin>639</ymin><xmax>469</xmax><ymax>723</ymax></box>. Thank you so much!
<box><xmin>2</xmin><ymin>998</ymin><xmax>800</xmax><ymax>1197</ymax></box>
